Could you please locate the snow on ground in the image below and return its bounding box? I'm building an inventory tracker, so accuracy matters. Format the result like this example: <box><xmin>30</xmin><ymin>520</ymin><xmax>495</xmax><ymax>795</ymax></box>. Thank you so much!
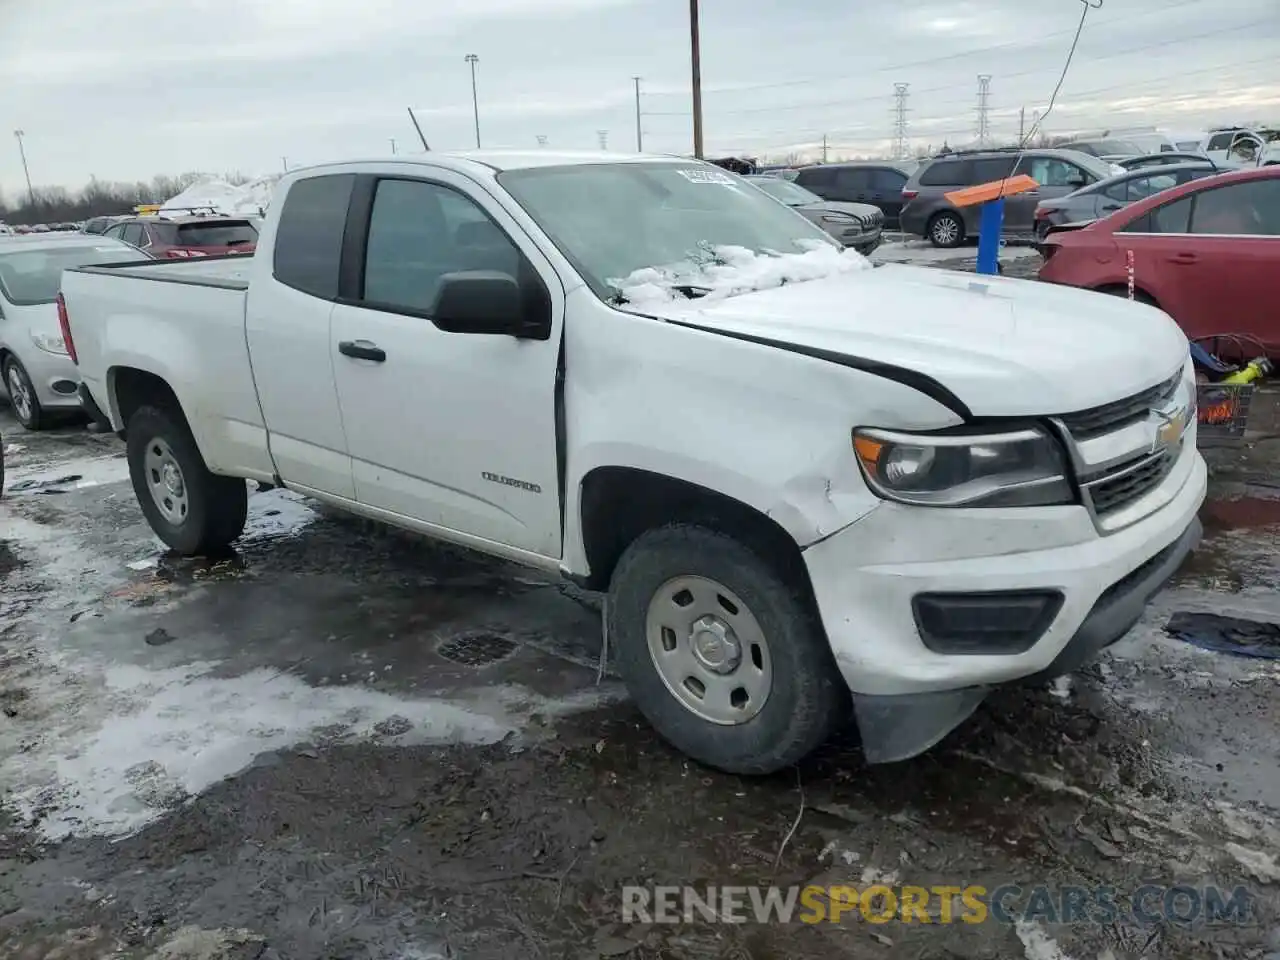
<box><xmin>160</xmin><ymin>174</ymin><xmax>281</xmax><ymax>218</ymax></box>
<box><xmin>871</xmin><ymin>238</ymin><xmax>1040</xmax><ymax>264</ymax></box>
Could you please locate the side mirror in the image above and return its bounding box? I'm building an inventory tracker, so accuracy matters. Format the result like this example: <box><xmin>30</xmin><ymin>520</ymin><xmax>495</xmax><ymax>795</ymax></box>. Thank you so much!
<box><xmin>431</xmin><ymin>270</ymin><xmax>549</xmax><ymax>340</ymax></box>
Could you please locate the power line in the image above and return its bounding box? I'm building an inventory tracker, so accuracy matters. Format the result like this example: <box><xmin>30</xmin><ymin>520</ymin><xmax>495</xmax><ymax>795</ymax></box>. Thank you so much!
<box><xmin>640</xmin><ymin>16</ymin><xmax>1276</xmax><ymax>120</ymax></box>
<box><xmin>643</xmin><ymin>0</ymin><xmax>1210</xmax><ymax>100</ymax></box>
<box><xmin>891</xmin><ymin>83</ymin><xmax>910</xmax><ymax>160</ymax></box>
<box><xmin>695</xmin><ymin>53</ymin><xmax>1276</xmax><ymax>147</ymax></box>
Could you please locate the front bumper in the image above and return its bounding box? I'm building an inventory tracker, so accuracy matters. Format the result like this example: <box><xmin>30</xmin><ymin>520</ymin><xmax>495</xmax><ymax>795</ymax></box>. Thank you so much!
<box><xmin>802</xmin><ymin>443</ymin><xmax>1207</xmax><ymax>762</ymax></box>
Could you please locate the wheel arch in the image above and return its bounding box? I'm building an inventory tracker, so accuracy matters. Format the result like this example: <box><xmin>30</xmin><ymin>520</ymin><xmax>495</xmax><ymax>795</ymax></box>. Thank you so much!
<box><xmin>575</xmin><ymin>465</ymin><xmax>815</xmax><ymax>599</ymax></box>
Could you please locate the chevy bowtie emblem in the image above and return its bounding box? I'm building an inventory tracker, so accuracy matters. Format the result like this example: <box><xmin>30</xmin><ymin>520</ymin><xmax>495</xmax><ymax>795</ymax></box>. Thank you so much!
<box><xmin>1151</xmin><ymin>404</ymin><xmax>1188</xmax><ymax>454</ymax></box>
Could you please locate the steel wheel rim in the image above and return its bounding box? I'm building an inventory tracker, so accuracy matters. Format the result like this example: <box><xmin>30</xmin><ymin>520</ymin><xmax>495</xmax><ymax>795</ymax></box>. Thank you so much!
<box><xmin>7</xmin><ymin>368</ymin><xmax>32</xmax><ymax>424</ymax></box>
<box><xmin>143</xmin><ymin>437</ymin><xmax>189</xmax><ymax>526</ymax></box>
<box><xmin>933</xmin><ymin>217</ymin><xmax>959</xmax><ymax>244</ymax></box>
<box><xmin>645</xmin><ymin>575</ymin><xmax>773</xmax><ymax>725</ymax></box>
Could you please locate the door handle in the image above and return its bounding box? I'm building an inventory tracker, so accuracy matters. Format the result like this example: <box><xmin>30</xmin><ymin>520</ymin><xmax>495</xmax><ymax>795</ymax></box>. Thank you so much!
<box><xmin>1101</xmin><ymin>203</ymin><xmax>1122</xmax><ymax>211</ymax></box>
<box><xmin>338</xmin><ymin>339</ymin><xmax>386</xmax><ymax>362</ymax></box>
<box><xmin>1169</xmin><ymin>252</ymin><xmax>1198</xmax><ymax>265</ymax></box>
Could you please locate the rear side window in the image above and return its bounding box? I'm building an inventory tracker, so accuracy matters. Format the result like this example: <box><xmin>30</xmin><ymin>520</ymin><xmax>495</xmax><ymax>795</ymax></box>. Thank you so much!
<box><xmin>871</xmin><ymin>168</ymin><xmax>908</xmax><ymax>191</ymax></box>
<box><xmin>834</xmin><ymin>168</ymin><xmax>870</xmax><ymax>191</ymax></box>
<box><xmin>970</xmin><ymin>157</ymin><xmax>1017</xmax><ymax>182</ymax></box>
<box><xmin>1129</xmin><ymin>195</ymin><xmax>1193</xmax><ymax>234</ymax></box>
<box><xmin>174</xmin><ymin>221</ymin><xmax>257</xmax><ymax>247</ymax></box>
<box><xmin>794</xmin><ymin>167</ymin><xmax>834</xmax><ymax>188</ymax></box>
<box><xmin>273</xmin><ymin>174</ymin><xmax>356</xmax><ymax>300</ymax></box>
<box><xmin>919</xmin><ymin>160</ymin><xmax>968</xmax><ymax>186</ymax></box>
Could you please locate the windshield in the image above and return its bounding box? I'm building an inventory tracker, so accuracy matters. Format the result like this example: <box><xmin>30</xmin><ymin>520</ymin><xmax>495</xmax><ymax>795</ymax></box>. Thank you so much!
<box><xmin>498</xmin><ymin>162</ymin><xmax>839</xmax><ymax>300</ymax></box>
<box><xmin>747</xmin><ymin>177</ymin><xmax>822</xmax><ymax>205</ymax></box>
<box><xmin>0</xmin><ymin>244</ymin><xmax>134</xmax><ymax>305</ymax></box>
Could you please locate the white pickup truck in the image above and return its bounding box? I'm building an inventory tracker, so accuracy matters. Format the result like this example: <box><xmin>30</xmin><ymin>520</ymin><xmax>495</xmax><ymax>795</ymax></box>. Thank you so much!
<box><xmin>59</xmin><ymin>151</ymin><xmax>1206</xmax><ymax>775</ymax></box>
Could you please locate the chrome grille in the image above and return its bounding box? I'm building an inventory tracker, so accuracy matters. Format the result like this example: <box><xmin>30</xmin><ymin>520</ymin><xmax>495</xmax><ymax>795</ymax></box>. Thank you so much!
<box><xmin>1059</xmin><ymin>371</ymin><xmax>1181</xmax><ymax>440</ymax></box>
<box><xmin>1083</xmin><ymin>449</ymin><xmax>1177</xmax><ymax>517</ymax></box>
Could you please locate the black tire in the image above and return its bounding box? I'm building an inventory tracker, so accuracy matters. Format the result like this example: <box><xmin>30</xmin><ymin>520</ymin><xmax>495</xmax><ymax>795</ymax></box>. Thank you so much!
<box><xmin>126</xmin><ymin>405</ymin><xmax>247</xmax><ymax>555</ymax></box>
<box><xmin>3</xmin><ymin>356</ymin><xmax>45</xmax><ymax>431</ymax></box>
<box><xmin>927</xmin><ymin>211</ymin><xmax>965</xmax><ymax>249</ymax></box>
<box><xmin>607</xmin><ymin>524</ymin><xmax>847</xmax><ymax>775</ymax></box>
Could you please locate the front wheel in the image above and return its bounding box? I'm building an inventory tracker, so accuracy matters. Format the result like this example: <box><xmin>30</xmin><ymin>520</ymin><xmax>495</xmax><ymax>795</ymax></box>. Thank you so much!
<box><xmin>607</xmin><ymin>524</ymin><xmax>847</xmax><ymax>775</ymax></box>
<box><xmin>126</xmin><ymin>405</ymin><xmax>248</xmax><ymax>555</ymax></box>
<box><xmin>927</xmin><ymin>211</ymin><xmax>965</xmax><ymax>248</ymax></box>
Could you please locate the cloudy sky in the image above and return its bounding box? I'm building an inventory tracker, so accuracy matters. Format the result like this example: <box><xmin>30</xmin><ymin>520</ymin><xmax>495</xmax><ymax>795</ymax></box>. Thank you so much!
<box><xmin>1</xmin><ymin>0</ymin><xmax>1277</xmax><ymax>195</ymax></box>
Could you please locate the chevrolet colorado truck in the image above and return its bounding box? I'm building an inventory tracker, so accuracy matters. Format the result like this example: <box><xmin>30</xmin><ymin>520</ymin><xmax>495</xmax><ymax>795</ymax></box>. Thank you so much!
<box><xmin>58</xmin><ymin>151</ymin><xmax>1206</xmax><ymax>774</ymax></box>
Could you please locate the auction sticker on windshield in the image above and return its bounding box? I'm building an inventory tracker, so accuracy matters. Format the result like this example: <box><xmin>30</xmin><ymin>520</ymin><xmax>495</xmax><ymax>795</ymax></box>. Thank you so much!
<box><xmin>678</xmin><ymin>169</ymin><xmax>735</xmax><ymax>185</ymax></box>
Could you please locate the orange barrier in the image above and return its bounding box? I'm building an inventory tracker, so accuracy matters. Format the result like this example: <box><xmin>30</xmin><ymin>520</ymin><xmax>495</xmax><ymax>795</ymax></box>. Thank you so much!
<box><xmin>944</xmin><ymin>175</ymin><xmax>1039</xmax><ymax>208</ymax></box>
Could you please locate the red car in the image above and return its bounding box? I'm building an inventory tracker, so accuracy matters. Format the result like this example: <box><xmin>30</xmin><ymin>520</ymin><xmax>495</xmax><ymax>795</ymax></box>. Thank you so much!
<box><xmin>1038</xmin><ymin>166</ymin><xmax>1280</xmax><ymax>353</ymax></box>
<box><xmin>100</xmin><ymin>213</ymin><xmax>258</xmax><ymax>259</ymax></box>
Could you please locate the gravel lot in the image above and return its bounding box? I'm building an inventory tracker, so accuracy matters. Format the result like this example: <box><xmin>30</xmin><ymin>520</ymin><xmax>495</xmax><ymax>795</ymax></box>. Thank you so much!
<box><xmin>2</xmin><ymin>249</ymin><xmax>1278</xmax><ymax>960</ymax></box>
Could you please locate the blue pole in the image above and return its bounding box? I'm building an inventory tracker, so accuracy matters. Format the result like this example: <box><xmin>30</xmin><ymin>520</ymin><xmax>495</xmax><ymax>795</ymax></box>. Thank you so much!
<box><xmin>976</xmin><ymin>197</ymin><xmax>1004</xmax><ymax>275</ymax></box>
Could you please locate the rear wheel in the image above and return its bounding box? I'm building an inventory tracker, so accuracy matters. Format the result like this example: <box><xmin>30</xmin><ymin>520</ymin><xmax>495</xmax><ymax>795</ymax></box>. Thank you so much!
<box><xmin>126</xmin><ymin>405</ymin><xmax>247</xmax><ymax>555</ymax></box>
<box><xmin>927</xmin><ymin>211</ymin><xmax>965</xmax><ymax>248</ymax></box>
<box><xmin>4</xmin><ymin>357</ymin><xmax>44</xmax><ymax>431</ymax></box>
<box><xmin>607</xmin><ymin>524</ymin><xmax>847</xmax><ymax>775</ymax></box>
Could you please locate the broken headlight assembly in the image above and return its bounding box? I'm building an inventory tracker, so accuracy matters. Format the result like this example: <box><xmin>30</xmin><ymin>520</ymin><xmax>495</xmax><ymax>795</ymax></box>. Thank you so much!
<box><xmin>852</xmin><ymin>426</ymin><xmax>1074</xmax><ymax>508</ymax></box>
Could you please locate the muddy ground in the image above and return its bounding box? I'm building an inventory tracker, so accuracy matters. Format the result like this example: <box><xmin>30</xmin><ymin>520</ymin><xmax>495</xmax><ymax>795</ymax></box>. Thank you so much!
<box><xmin>1</xmin><ymin>263</ymin><xmax>1278</xmax><ymax>958</ymax></box>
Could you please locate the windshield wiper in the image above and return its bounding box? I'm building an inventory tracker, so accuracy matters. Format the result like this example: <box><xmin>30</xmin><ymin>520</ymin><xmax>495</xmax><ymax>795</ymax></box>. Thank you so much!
<box><xmin>609</xmin><ymin>283</ymin><xmax>710</xmax><ymax>305</ymax></box>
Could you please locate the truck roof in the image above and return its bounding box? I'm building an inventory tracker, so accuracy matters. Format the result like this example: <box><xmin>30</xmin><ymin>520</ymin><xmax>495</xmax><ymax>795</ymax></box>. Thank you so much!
<box><xmin>289</xmin><ymin>150</ymin><xmax>685</xmax><ymax>176</ymax></box>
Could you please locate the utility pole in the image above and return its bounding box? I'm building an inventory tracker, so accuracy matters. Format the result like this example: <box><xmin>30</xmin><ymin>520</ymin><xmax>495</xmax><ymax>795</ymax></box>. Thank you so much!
<box><xmin>536</xmin><ymin>134</ymin><xmax>548</xmax><ymax>147</ymax></box>
<box><xmin>821</xmin><ymin>134</ymin><xmax>828</xmax><ymax>163</ymax></box>
<box><xmin>389</xmin><ymin>138</ymin><xmax>397</xmax><ymax>154</ymax></box>
<box><xmin>597</xmin><ymin>130</ymin><xmax>609</xmax><ymax>151</ymax></box>
<box><xmin>689</xmin><ymin>0</ymin><xmax>704</xmax><ymax>158</ymax></box>
<box><xmin>465</xmin><ymin>53</ymin><xmax>481</xmax><ymax>148</ymax></box>
<box><xmin>633</xmin><ymin>76</ymin><xmax>643</xmax><ymax>152</ymax></box>
<box><xmin>13</xmin><ymin>130</ymin><xmax>34</xmax><ymax>206</ymax></box>
<box><xmin>976</xmin><ymin>75</ymin><xmax>992</xmax><ymax>147</ymax></box>
<box><xmin>281</xmin><ymin>156</ymin><xmax>288</xmax><ymax>172</ymax></box>
<box><xmin>1018</xmin><ymin>106</ymin><xmax>1026</xmax><ymax>143</ymax></box>
<box><xmin>892</xmin><ymin>83</ymin><xmax>910</xmax><ymax>160</ymax></box>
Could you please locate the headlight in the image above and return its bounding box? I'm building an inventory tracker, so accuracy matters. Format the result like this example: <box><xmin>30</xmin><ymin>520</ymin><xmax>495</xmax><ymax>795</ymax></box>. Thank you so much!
<box><xmin>821</xmin><ymin>214</ymin><xmax>857</xmax><ymax>224</ymax></box>
<box><xmin>31</xmin><ymin>331</ymin><xmax>69</xmax><ymax>355</ymax></box>
<box><xmin>852</xmin><ymin>427</ymin><xmax>1074</xmax><ymax>507</ymax></box>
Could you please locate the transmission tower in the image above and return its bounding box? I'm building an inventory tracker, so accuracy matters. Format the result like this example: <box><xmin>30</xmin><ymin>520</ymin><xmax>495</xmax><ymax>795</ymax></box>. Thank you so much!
<box><xmin>597</xmin><ymin>129</ymin><xmax>608</xmax><ymax>150</ymax></box>
<box><xmin>891</xmin><ymin>83</ymin><xmax>910</xmax><ymax>160</ymax></box>
<box><xmin>536</xmin><ymin>134</ymin><xmax>548</xmax><ymax>147</ymax></box>
<box><xmin>976</xmin><ymin>75</ymin><xmax>992</xmax><ymax>146</ymax></box>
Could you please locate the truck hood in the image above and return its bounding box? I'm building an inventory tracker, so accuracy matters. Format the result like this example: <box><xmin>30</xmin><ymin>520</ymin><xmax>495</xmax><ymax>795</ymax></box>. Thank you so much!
<box><xmin>635</xmin><ymin>263</ymin><xmax>1188</xmax><ymax>418</ymax></box>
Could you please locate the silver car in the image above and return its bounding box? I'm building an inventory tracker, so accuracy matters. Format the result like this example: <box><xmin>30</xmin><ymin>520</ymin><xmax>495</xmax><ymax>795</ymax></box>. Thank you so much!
<box><xmin>744</xmin><ymin>176</ymin><xmax>883</xmax><ymax>254</ymax></box>
<box><xmin>1031</xmin><ymin>162</ymin><xmax>1218</xmax><ymax>240</ymax></box>
<box><xmin>0</xmin><ymin>234</ymin><xmax>144</xmax><ymax>429</ymax></box>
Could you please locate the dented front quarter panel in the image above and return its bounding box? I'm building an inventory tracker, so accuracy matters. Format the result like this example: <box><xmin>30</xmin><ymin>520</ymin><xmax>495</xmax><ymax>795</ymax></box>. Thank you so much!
<box><xmin>559</xmin><ymin>287</ymin><xmax>963</xmax><ymax>577</ymax></box>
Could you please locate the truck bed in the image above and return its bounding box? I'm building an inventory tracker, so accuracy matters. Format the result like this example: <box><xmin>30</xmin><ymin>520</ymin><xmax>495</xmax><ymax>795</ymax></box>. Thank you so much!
<box><xmin>71</xmin><ymin>253</ymin><xmax>253</xmax><ymax>290</ymax></box>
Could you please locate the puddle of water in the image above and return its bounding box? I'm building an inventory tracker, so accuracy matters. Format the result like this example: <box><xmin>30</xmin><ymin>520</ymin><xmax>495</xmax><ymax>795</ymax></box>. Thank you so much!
<box><xmin>1201</xmin><ymin>496</ymin><xmax>1280</xmax><ymax>531</ymax></box>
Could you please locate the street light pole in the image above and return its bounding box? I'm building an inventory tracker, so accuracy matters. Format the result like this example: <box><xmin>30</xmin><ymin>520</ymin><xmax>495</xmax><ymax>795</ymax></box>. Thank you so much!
<box><xmin>13</xmin><ymin>130</ymin><xmax>34</xmax><ymax>207</ymax></box>
<box><xmin>465</xmin><ymin>54</ymin><xmax>481</xmax><ymax>148</ymax></box>
<box><xmin>389</xmin><ymin>138</ymin><xmax>397</xmax><ymax>154</ymax></box>
<box><xmin>633</xmin><ymin>76</ymin><xmax>643</xmax><ymax>152</ymax></box>
<box><xmin>689</xmin><ymin>0</ymin><xmax>704</xmax><ymax>159</ymax></box>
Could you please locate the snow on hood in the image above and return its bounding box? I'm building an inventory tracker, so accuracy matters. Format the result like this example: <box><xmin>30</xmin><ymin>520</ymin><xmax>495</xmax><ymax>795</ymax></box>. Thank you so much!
<box><xmin>611</xmin><ymin>241</ymin><xmax>872</xmax><ymax>307</ymax></box>
<box><xmin>160</xmin><ymin>174</ymin><xmax>281</xmax><ymax>218</ymax></box>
